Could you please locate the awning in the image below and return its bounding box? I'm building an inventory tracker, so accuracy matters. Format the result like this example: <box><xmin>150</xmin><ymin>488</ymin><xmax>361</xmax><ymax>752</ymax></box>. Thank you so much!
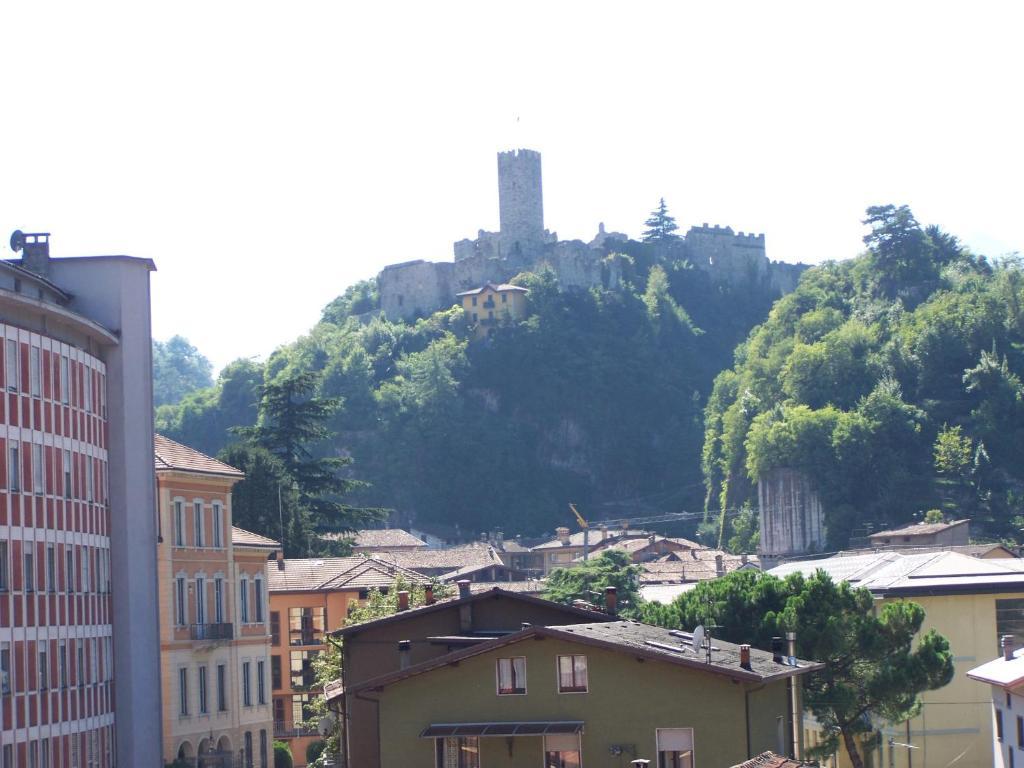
<box><xmin>420</xmin><ymin>721</ymin><xmax>584</xmax><ymax>738</ymax></box>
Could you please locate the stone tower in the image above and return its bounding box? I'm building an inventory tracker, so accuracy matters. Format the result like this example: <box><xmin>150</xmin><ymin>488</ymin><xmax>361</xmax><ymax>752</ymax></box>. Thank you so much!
<box><xmin>498</xmin><ymin>148</ymin><xmax>544</xmax><ymax>247</ymax></box>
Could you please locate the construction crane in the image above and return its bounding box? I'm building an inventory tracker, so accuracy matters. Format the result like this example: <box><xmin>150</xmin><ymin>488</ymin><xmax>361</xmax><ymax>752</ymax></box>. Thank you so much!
<box><xmin>569</xmin><ymin>504</ymin><xmax>702</xmax><ymax>561</ymax></box>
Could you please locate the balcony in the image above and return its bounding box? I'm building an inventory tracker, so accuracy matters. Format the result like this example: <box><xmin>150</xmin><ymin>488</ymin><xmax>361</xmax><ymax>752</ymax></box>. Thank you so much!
<box><xmin>190</xmin><ymin>623</ymin><xmax>233</xmax><ymax>642</ymax></box>
<box><xmin>482</xmin><ymin>298</ymin><xmax>496</xmax><ymax>309</ymax></box>
<box><xmin>274</xmin><ymin>721</ymin><xmax>318</xmax><ymax>739</ymax></box>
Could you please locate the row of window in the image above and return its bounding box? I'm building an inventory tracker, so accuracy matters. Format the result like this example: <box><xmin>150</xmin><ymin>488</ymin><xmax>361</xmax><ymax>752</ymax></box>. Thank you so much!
<box><xmin>0</xmin><ymin>725</ymin><xmax>113</xmax><ymax>768</ymax></box>
<box><xmin>0</xmin><ymin>541</ymin><xmax>111</xmax><ymax>595</ymax></box>
<box><xmin>171</xmin><ymin>498</ymin><xmax>224</xmax><ymax>549</ymax></box>
<box><xmin>178</xmin><ymin>659</ymin><xmax>268</xmax><ymax>717</ymax></box>
<box><xmin>495</xmin><ymin>655</ymin><xmax>588</xmax><ymax>695</ymax></box>
<box><xmin>173</xmin><ymin>573</ymin><xmax>265</xmax><ymax>628</ymax></box>
<box><xmin>435</xmin><ymin>729</ymin><xmax>694</xmax><ymax>768</ymax></box>
<box><xmin>269</xmin><ymin>607</ymin><xmax>326</xmax><ymax>647</ymax></box>
<box><xmin>3</xmin><ymin>339</ymin><xmax>105</xmax><ymax>416</ymax></box>
<box><xmin>0</xmin><ymin>636</ymin><xmax>113</xmax><ymax>695</ymax></box>
<box><xmin>4</xmin><ymin>443</ymin><xmax>105</xmax><ymax>504</ymax></box>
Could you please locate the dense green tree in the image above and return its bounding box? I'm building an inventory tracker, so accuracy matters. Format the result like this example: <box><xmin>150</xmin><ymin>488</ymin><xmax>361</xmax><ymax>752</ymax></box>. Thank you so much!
<box><xmin>320</xmin><ymin>279</ymin><xmax>379</xmax><ymax>324</ymax></box>
<box><xmin>638</xmin><ymin>570</ymin><xmax>953</xmax><ymax>768</ymax></box>
<box><xmin>642</xmin><ymin>198</ymin><xmax>681</xmax><ymax>244</ymax></box>
<box><xmin>544</xmin><ymin>550</ymin><xmax>641</xmax><ymax>615</ymax></box>
<box><xmin>152</xmin><ymin>336</ymin><xmax>213</xmax><ymax>407</ymax></box>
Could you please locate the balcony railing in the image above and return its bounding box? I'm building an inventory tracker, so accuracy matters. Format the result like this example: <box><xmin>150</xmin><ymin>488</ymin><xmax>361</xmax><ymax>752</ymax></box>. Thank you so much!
<box><xmin>274</xmin><ymin>721</ymin><xmax>318</xmax><ymax>739</ymax></box>
<box><xmin>190</xmin><ymin>623</ymin><xmax>234</xmax><ymax>641</ymax></box>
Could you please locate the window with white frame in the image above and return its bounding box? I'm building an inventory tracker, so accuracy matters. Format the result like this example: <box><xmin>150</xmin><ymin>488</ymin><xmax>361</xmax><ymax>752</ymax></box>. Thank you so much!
<box><xmin>496</xmin><ymin>657</ymin><xmax>526</xmax><ymax>695</ymax></box>
<box><xmin>32</xmin><ymin>443</ymin><xmax>43</xmax><ymax>494</ymax></box>
<box><xmin>544</xmin><ymin>734</ymin><xmax>582</xmax><ymax>768</ymax></box>
<box><xmin>25</xmin><ymin>550</ymin><xmax>34</xmax><ymax>592</ymax></box>
<box><xmin>196</xmin><ymin>577</ymin><xmax>206</xmax><ymax>625</ymax></box>
<box><xmin>199</xmin><ymin>665</ymin><xmax>208</xmax><ymax>715</ymax></box>
<box><xmin>193</xmin><ymin>500</ymin><xmax>204</xmax><ymax>547</ymax></box>
<box><xmin>30</xmin><ymin>346</ymin><xmax>40</xmax><ymax>397</ymax></box>
<box><xmin>39</xmin><ymin>646</ymin><xmax>48</xmax><ymax>690</ymax></box>
<box><xmin>212</xmin><ymin>502</ymin><xmax>222</xmax><ymax>548</ymax></box>
<box><xmin>76</xmin><ymin>643</ymin><xmax>83</xmax><ymax>689</ymax></box>
<box><xmin>62</xmin><ymin>449</ymin><xmax>70</xmax><ymax>499</ymax></box>
<box><xmin>81</xmin><ymin>547</ymin><xmax>90</xmax><ymax>594</ymax></box>
<box><xmin>557</xmin><ymin>654</ymin><xmax>588</xmax><ymax>693</ymax></box>
<box><xmin>257</xmin><ymin>659</ymin><xmax>266</xmax><ymax>704</ymax></box>
<box><xmin>66</xmin><ymin>548</ymin><xmax>74</xmax><ymax>593</ymax></box>
<box><xmin>46</xmin><ymin>544</ymin><xmax>55</xmax><ymax>593</ymax></box>
<box><xmin>84</xmin><ymin>367</ymin><xmax>92</xmax><ymax>413</ymax></box>
<box><xmin>0</xmin><ymin>542</ymin><xmax>8</xmax><ymax>592</ymax></box>
<box><xmin>0</xmin><ymin>641</ymin><xmax>10</xmax><ymax>694</ymax></box>
<box><xmin>657</xmin><ymin>728</ymin><xmax>694</xmax><ymax>768</ymax></box>
<box><xmin>214</xmin><ymin>577</ymin><xmax>224</xmax><ymax>623</ymax></box>
<box><xmin>217</xmin><ymin>663</ymin><xmax>227</xmax><ymax>712</ymax></box>
<box><xmin>435</xmin><ymin>737</ymin><xmax>480</xmax><ymax>768</ymax></box>
<box><xmin>59</xmin><ymin>641</ymin><xmax>67</xmax><ymax>688</ymax></box>
<box><xmin>174</xmin><ymin>500</ymin><xmax>184</xmax><ymax>547</ymax></box>
<box><xmin>9</xmin><ymin>445</ymin><xmax>19</xmax><ymax>492</ymax></box>
<box><xmin>254</xmin><ymin>576</ymin><xmax>264</xmax><ymax>624</ymax></box>
<box><xmin>179</xmin><ymin>667</ymin><xmax>189</xmax><ymax>716</ymax></box>
<box><xmin>175</xmin><ymin>576</ymin><xmax>187</xmax><ymax>626</ymax></box>
<box><xmin>242</xmin><ymin>660</ymin><xmax>252</xmax><ymax>706</ymax></box>
<box><xmin>240</xmin><ymin>577</ymin><xmax>250</xmax><ymax>623</ymax></box>
<box><xmin>86</xmin><ymin>455</ymin><xmax>93</xmax><ymax>502</ymax></box>
<box><xmin>59</xmin><ymin>356</ymin><xmax>69</xmax><ymax>405</ymax></box>
<box><xmin>6</xmin><ymin>340</ymin><xmax>18</xmax><ymax>392</ymax></box>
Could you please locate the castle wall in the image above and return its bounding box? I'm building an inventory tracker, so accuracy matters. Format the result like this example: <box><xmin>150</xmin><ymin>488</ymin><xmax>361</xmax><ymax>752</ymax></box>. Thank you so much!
<box><xmin>498</xmin><ymin>149</ymin><xmax>544</xmax><ymax>246</ymax></box>
<box><xmin>757</xmin><ymin>467</ymin><xmax>826</xmax><ymax>561</ymax></box>
<box><xmin>378</xmin><ymin>260</ymin><xmax>454</xmax><ymax>321</ymax></box>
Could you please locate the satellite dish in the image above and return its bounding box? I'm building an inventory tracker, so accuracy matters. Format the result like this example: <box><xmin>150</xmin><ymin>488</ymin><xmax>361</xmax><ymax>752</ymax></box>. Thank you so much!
<box><xmin>691</xmin><ymin>625</ymin><xmax>705</xmax><ymax>653</ymax></box>
<box><xmin>9</xmin><ymin>230</ymin><xmax>25</xmax><ymax>253</ymax></box>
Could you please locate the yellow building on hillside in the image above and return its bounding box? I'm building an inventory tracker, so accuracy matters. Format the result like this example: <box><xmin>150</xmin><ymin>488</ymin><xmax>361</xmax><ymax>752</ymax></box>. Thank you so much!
<box><xmin>771</xmin><ymin>551</ymin><xmax>1024</xmax><ymax>768</ymax></box>
<box><xmin>457</xmin><ymin>283</ymin><xmax>529</xmax><ymax>339</ymax></box>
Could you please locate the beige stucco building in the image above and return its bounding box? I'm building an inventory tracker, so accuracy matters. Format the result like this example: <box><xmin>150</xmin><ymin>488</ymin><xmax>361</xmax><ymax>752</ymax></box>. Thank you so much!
<box><xmin>155</xmin><ymin>435</ymin><xmax>278</xmax><ymax>768</ymax></box>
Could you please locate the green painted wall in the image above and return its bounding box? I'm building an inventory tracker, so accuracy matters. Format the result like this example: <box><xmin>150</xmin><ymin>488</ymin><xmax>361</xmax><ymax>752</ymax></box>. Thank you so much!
<box><xmin>373</xmin><ymin>635</ymin><xmax>792</xmax><ymax>768</ymax></box>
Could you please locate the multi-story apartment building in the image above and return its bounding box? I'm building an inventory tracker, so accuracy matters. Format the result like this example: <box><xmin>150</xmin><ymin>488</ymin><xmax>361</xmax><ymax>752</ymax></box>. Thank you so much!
<box><xmin>0</xmin><ymin>232</ymin><xmax>160</xmax><ymax>767</ymax></box>
<box><xmin>267</xmin><ymin>555</ymin><xmax>428</xmax><ymax>766</ymax></box>
<box><xmin>155</xmin><ymin>435</ymin><xmax>277</xmax><ymax>768</ymax></box>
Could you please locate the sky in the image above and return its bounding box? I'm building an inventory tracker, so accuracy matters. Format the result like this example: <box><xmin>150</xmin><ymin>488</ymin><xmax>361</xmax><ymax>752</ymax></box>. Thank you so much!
<box><xmin>1</xmin><ymin>1</ymin><xmax>1021</xmax><ymax>372</ymax></box>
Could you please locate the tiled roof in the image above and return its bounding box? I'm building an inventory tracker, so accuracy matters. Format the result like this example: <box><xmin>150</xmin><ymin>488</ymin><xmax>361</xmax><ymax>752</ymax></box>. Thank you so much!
<box><xmin>533</xmin><ymin>530</ymin><xmax>648</xmax><ymax>550</ymax></box>
<box><xmin>322</xmin><ymin>558</ymin><xmax>430</xmax><ymax>591</ymax></box>
<box><xmin>769</xmin><ymin>550</ymin><xmax>1024</xmax><ymax>595</ymax></box>
<box><xmin>640</xmin><ymin>550</ymin><xmax>758</xmax><ymax>583</ymax></box>
<box><xmin>869</xmin><ymin>519</ymin><xmax>968</xmax><ymax>538</ymax></box>
<box><xmin>374</xmin><ymin>544</ymin><xmax>500</xmax><ymax>574</ymax></box>
<box><xmin>468</xmin><ymin>580</ymin><xmax>546</xmax><ymax>595</ymax></box>
<box><xmin>231</xmin><ymin>527</ymin><xmax>279</xmax><ymax>549</ymax></box>
<box><xmin>340</xmin><ymin>619</ymin><xmax>822</xmax><ymax>697</ymax></box>
<box><xmin>731</xmin><ymin>752</ymin><xmax>813</xmax><ymax>768</ymax></box>
<box><xmin>267</xmin><ymin>554</ymin><xmax>428</xmax><ymax>593</ymax></box>
<box><xmin>455</xmin><ymin>283</ymin><xmax>529</xmax><ymax>296</ymax></box>
<box><xmin>154</xmin><ymin>434</ymin><xmax>243</xmax><ymax>477</ymax></box>
<box><xmin>350</xmin><ymin>528</ymin><xmax>426</xmax><ymax>549</ymax></box>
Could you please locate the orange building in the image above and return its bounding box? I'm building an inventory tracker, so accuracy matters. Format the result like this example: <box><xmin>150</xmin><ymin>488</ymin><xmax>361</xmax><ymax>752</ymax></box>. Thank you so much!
<box><xmin>155</xmin><ymin>435</ymin><xmax>279</xmax><ymax>768</ymax></box>
<box><xmin>267</xmin><ymin>555</ymin><xmax>428</xmax><ymax>766</ymax></box>
<box><xmin>456</xmin><ymin>283</ymin><xmax>529</xmax><ymax>338</ymax></box>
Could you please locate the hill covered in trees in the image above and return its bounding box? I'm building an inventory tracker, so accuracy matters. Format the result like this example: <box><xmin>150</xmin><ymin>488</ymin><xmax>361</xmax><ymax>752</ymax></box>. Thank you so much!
<box><xmin>704</xmin><ymin>205</ymin><xmax>1024</xmax><ymax>550</ymax></box>
<box><xmin>157</xmin><ymin>234</ymin><xmax>784</xmax><ymax>541</ymax></box>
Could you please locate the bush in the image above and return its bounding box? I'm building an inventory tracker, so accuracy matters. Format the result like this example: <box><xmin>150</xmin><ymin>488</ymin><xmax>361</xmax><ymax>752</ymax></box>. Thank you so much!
<box><xmin>306</xmin><ymin>740</ymin><xmax>326</xmax><ymax>765</ymax></box>
<box><xmin>273</xmin><ymin>741</ymin><xmax>293</xmax><ymax>768</ymax></box>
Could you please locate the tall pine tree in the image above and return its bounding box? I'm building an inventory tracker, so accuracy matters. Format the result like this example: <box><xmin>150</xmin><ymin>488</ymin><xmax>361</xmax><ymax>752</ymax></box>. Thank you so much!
<box><xmin>642</xmin><ymin>197</ymin><xmax>681</xmax><ymax>243</ymax></box>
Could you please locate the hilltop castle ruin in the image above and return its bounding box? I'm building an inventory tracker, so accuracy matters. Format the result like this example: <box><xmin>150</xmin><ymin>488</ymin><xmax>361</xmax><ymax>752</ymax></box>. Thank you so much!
<box><xmin>377</xmin><ymin>149</ymin><xmax>807</xmax><ymax>320</ymax></box>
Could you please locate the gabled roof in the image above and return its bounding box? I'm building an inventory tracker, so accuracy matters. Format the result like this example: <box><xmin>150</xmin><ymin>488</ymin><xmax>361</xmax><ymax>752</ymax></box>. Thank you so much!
<box><xmin>267</xmin><ymin>554</ymin><xmax>429</xmax><ymax>593</ymax></box>
<box><xmin>320</xmin><ymin>558</ymin><xmax>430</xmax><ymax>591</ymax></box>
<box><xmin>350</xmin><ymin>528</ymin><xmax>427</xmax><ymax>549</ymax></box>
<box><xmin>154</xmin><ymin>434</ymin><xmax>244</xmax><ymax>478</ymax></box>
<box><xmin>455</xmin><ymin>283</ymin><xmax>529</xmax><ymax>297</ymax></box>
<box><xmin>533</xmin><ymin>530</ymin><xmax>648</xmax><ymax>550</ymax></box>
<box><xmin>231</xmin><ymin>527</ymin><xmax>279</xmax><ymax>549</ymax></box>
<box><xmin>331</xmin><ymin>586</ymin><xmax>612</xmax><ymax>639</ymax></box>
<box><xmin>335</xmin><ymin>619</ymin><xmax>822</xmax><ymax>699</ymax></box>
<box><xmin>731</xmin><ymin>752</ymin><xmax>814</xmax><ymax>768</ymax></box>
<box><xmin>869</xmin><ymin>519</ymin><xmax>969</xmax><ymax>539</ymax></box>
<box><xmin>371</xmin><ymin>544</ymin><xmax>500</xmax><ymax>573</ymax></box>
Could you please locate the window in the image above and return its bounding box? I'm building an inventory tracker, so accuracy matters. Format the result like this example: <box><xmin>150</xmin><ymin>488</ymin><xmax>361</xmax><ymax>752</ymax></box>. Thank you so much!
<box><xmin>496</xmin><ymin>657</ymin><xmax>527</xmax><ymax>695</ymax></box>
<box><xmin>997</xmin><ymin>599</ymin><xmax>1024</xmax><ymax>651</ymax></box>
<box><xmin>199</xmin><ymin>666</ymin><xmax>208</xmax><ymax>714</ymax></box>
<box><xmin>32</xmin><ymin>444</ymin><xmax>43</xmax><ymax>494</ymax></box>
<box><xmin>8</xmin><ymin>445</ymin><xmax>19</xmax><ymax>492</ymax></box>
<box><xmin>214</xmin><ymin>577</ymin><xmax>224</xmax><ymax>623</ymax></box>
<box><xmin>1017</xmin><ymin>715</ymin><xmax>1023</xmax><ymax>749</ymax></box>
<box><xmin>60</xmin><ymin>356</ymin><xmax>69</xmax><ymax>405</ymax></box>
<box><xmin>0</xmin><ymin>542</ymin><xmax>8</xmax><ymax>592</ymax></box>
<box><xmin>179</xmin><ymin>668</ymin><xmax>189</xmax><ymax>716</ymax></box>
<box><xmin>217</xmin><ymin>664</ymin><xmax>227</xmax><ymax>712</ymax></box>
<box><xmin>66</xmin><ymin>549</ymin><xmax>74</xmax><ymax>593</ymax></box>
<box><xmin>212</xmin><ymin>502</ymin><xmax>222</xmax><ymax>548</ymax></box>
<box><xmin>59</xmin><ymin>641</ymin><xmax>67</xmax><ymax>688</ymax></box>
<box><xmin>62</xmin><ymin>450</ymin><xmax>71</xmax><ymax>499</ymax></box>
<box><xmin>77</xmin><ymin>644</ymin><xmax>84</xmax><ymax>688</ymax></box>
<box><xmin>290</xmin><ymin>650</ymin><xmax>319</xmax><ymax>689</ymax></box>
<box><xmin>86</xmin><ymin>456</ymin><xmax>93</xmax><ymax>502</ymax></box>
<box><xmin>46</xmin><ymin>544</ymin><xmax>55</xmax><ymax>592</ymax></box>
<box><xmin>2</xmin><ymin>746</ymin><xmax>11</xmax><ymax>768</ymax></box>
<box><xmin>435</xmin><ymin>737</ymin><xmax>480</xmax><ymax>768</ymax></box>
<box><xmin>39</xmin><ymin>646</ymin><xmax>48</xmax><ymax>690</ymax></box>
<box><xmin>25</xmin><ymin>551</ymin><xmax>34</xmax><ymax>592</ymax></box>
<box><xmin>84</xmin><ymin>368</ymin><xmax>92</xmax><ymax>413</ymax></box>
<box><xmin>6</xmin><ymin>340</ymin><xmax>18</xmax><ymax>392</ymax></box>
<box><xmin>30</xmin><ymin>347</ymin><xmax>40</xmax><ymax>396</ymax></box>
<box><xmin>0</xmin><ymin>642</ymin><xmax>10</xmax><ymax>694</ymax></box>
<box><xmin>193</xmin><ymin>501</ymin><xmax>204</xmax><ymax>547</ymax></box>
<box><xmin>544</xmin><ymin>734</ymin><xmax>582</xmax><ymax>768</ymax></box>
<box><xmin>245</xmin><ymin>731</ymin><xmax>254</xmax><ymax>768</ymax></box>
<box><xmin>257</xmin><ymin>659</ymin><xmax>267</xmax><ymax>704</ymax></box>
<box><xmin>557</xmin><ymin>654</ymin><xmax>588</xmax><ymax>693</ymax></box>
<box><xmin>240</xmin><ymin>578</ymin><xmax>250</xmax><ymax>623</ymax></box>
<box><xmin>243</xmin><ymin>661</ymin><xmax>252</xmax><ymax>706</ymax></box>
<box><xmin>288</xmin><ymin>606</ymin><xmax>325</xmax><ymax>646</ymax></box>
<box><xmin>274</xmin><ymin>697</ymin><xmax>285</xmax><ymax>726</ymax></box>
<box><xmin>657</xmin><ymin>728</ymin><xmax>694</xmax><ymax>768</ymax></box>
<box><xmin>28</xmin><ymin>742</ymin><xmax>37</xmax><ymax>768</ymax></box>
<box><xmin>174</xmin><ymin>501</ymin><xmax>184</xmax><ymax>547</ymax></box>
<box><xmin>997</xmin><ymin>708</ymin><xmax>1005</xmax><ymax>741</ymax></box>
<box><xmin>196</xmin><ymin>577</ymin><xmax>206</xmax><ymax>625</ymax></box>
<box><xmin>81</xmin><ymin>547</ymin><xmax>89</xmax><ymax>593</ymax></box>
<box><xmin>502</xmin><ymin>292</ymin><xmax>508</xmax><ymax>303</ymax></box>
<box><xmin>271</xmin><ymin>655</ymin><xmax>282</xmax><ymax>689</ymax></box>
<box><xmin>41</xmin><ymin>740</ymin><xmax>49</xmax><ymax>768</ymax></box>
<box><xmin>270</xmin><ymin>612</ymin><xmax>281</xmax><ymax>646</ymax></box>
<box><xmin>260</xmin><ymin>729</ymin><xmax>268</xmax><ymax>768</ymax></box>
<box><xmin>472</xmin><ymin>296</ymin><xmax>478</xmax><ymax>306</ymax></box>
<box><xmin>254</xmin><ymin>576</ymin><xmax>264</xmax><ymax>623</ymax></box>
<box><xmin>175</xmin><ymin>577</ymin><xmax>186</xmax><ymax>626</ymax></box>
<box><xmin>291</xmin><ymin>694</ymin><xmax>313</xmax><ymax>729</ymax></box>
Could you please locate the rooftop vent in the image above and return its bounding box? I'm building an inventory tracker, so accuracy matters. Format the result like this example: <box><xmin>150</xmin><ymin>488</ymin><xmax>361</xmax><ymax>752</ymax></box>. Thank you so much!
<box><xmin>10</xmin><ymin>230</ymin><xmax>51</xmax><ymax>278</ymax></box>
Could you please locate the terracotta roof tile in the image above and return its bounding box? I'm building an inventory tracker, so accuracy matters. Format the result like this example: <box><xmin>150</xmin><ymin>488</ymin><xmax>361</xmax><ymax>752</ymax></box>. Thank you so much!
<box><xmin>231</xmin><ymin>527</ymin><xmax>279</xmax><ymax>548</ymax></box>
<box><xmin>154</xmin><ymin>434</ymin><xmax>243</xmax><ymax>477</ymax></box>
<box><xmin>869</xmin><ymin>519</ymin><xmax>968</xmax><ymax>538</ymax></box>
<box><xmin>348</xmin><ymin>529</ymin><xmax>426</xmax><ymax>549</ymax></box>
<box><xmin>731</xmin><ymin>752</ymin><xmax>813</xmax><ymax>768</ymax></box>
<box><xmin>267</xmin><ymin>555</ymin><xmax>428</xmax><ymax>593</ymax></box>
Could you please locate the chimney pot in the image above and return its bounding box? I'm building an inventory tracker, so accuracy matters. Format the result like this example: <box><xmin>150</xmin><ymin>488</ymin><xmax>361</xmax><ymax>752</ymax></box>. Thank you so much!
<box><xmin>605</xmin><ymin>586</ymin><xmax>618</xmax><ymax>616</ymax></box>
<box><xmin>458</xmin><ymin>580</ymin><xmax>471</xmax><ymax>600</ymax></box>
<box><xmin>275</xmin><ymin>551</ymin><xmax>285</xmax><ymax>571</ymax></box>
<box><xmin>1004</xmin><ymin>634</ymin><xmax>1016</xmax><ymax>661</ymax></box>
<box><xmin>739</xmin><ymin>644</ymin><xmax>751</xmax><ymax>670</ymax></box>
<box><xmin>715</xmin><ymin>554</ymin><xmax>724</xmax><ymax>576</ymax></box>
<box><xmin>398</xmin><ymin>639</ymin><xmax>411</xmax><ymax>670</ymax></box>
<box><xmin>397</xmin><ymin>591</ymin><xmax>410</xmax><ymax>612</ymax></box>
<box><xmin>424</xmin><ymin>584</ymin><xmax>435</xmax><ymax>605</ymax></box>
<box><xmin>556</xmin><ymin>527</ymin><xmax>571</xmax><ymax>545</ymax></box>
<box><xmin>771</xmin><ymin>636</ymin><xmax>784</xmax><ymax>663</ymax></box>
